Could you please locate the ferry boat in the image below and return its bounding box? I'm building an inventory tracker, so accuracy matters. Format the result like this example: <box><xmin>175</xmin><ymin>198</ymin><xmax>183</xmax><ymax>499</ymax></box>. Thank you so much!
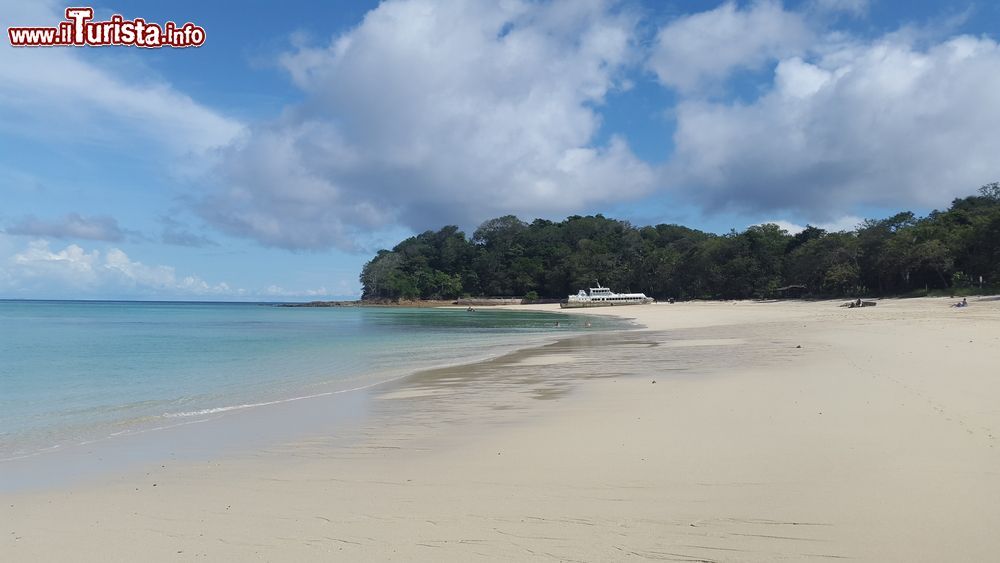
<box><xmin>560</xmin><ymin>285</ymin><xmax>654</xmax><ymax>308</ymax></box>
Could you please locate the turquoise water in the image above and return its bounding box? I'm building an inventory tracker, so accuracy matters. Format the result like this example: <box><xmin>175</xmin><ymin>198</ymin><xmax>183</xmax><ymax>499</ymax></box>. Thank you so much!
<box><xmin>0</xmin><ymin>301</ymin><xmax>619</xmax><ymax>461</ymax></box>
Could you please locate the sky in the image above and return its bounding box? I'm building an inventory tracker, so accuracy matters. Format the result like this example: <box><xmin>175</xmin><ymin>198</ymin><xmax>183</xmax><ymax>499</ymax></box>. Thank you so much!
<box><xmin>2</xmin><ymin>0</ymin><xmax>999</xmax><ymax>301</ymax></box>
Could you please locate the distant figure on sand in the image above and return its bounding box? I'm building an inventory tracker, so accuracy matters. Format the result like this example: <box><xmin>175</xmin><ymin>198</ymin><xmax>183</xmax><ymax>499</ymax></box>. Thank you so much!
<box><xmin>954</xmin><ymin>298</ymin><xmax>968</xmax><ymax>308</ymax></box>
<box><xmin>845</xmin><ymin>298</ymin><xmax>878</xmax><ymax>309</ymax></box>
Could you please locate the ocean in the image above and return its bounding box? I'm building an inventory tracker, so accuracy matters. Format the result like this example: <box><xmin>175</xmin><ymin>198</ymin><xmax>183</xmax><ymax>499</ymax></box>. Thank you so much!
<box><xmin>0</xmin><ymin>300</ymin><xmax>620</xmax><ymax>467</ymax></box>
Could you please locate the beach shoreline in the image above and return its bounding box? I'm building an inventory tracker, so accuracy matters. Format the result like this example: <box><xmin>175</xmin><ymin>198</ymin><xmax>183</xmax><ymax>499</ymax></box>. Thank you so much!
<box><xmin>5</xmin><ymin>297</ymin><xmax>1000</xmax><ymax>561</ymax></box>
<box><xmin>1</xmin><ymin>304</ymin><xmax>618</xmax><ymax>492</ymax></box>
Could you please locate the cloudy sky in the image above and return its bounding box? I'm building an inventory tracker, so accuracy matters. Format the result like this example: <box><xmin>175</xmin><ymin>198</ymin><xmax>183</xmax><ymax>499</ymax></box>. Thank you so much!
<box><xmin>2</xmin><ymin>0</ymin><xmax>999</xmax><ymax>300</ymax></box>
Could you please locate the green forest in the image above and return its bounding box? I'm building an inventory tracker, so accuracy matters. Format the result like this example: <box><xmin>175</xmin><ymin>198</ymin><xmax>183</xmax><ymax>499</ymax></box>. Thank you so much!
<box><xmin>360</xmin><ymin>184</ymin><xmax>1000</xmax><ymax>301</ymax></box>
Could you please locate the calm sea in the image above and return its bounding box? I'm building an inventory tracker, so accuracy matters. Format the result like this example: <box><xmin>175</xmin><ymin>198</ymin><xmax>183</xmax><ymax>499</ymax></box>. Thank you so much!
<box><xmin>0</xmin><ymin>300</ymin><xmax>619</xmax><ymax>463</ymax></box>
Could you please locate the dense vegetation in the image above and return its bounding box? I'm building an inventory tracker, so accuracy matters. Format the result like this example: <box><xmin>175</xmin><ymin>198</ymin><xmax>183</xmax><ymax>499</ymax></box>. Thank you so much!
<box><xmin>360</xmin><ymin>184</ymin><xmax>1000</xmax><ymax>301</ymax></box>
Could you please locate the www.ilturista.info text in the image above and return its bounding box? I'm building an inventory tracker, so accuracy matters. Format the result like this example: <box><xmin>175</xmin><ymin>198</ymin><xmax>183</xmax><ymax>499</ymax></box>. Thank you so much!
<box><xmin>8</xmin><ymin>8</ymin><xmax>205</xmax><ymax>48</ymax></box>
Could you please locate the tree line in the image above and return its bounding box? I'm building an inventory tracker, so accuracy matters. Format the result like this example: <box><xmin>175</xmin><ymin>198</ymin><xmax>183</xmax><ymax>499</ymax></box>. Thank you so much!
<box><xmin>360</xmin><ymin>184</ymin><xmax>1000</xmax><ymax>301</ymax></box>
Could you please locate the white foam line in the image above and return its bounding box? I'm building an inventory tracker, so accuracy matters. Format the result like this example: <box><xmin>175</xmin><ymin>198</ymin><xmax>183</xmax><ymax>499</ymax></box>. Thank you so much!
<box><xmin>109</xmin><ymin>415</ymin><xmax>221</xmax><ymax>436</ymax></box>
<box><xmin>160</xmin><ymin>374</ymin><xmax>413</xmax><ymax>419</ymax></box>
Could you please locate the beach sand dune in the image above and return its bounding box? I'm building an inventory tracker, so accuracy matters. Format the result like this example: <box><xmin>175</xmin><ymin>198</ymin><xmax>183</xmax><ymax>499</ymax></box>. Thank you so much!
<box><xmin>4</xmin><ymin>297</ymin><xmax>999</xmax><ymax>561</ymax></box>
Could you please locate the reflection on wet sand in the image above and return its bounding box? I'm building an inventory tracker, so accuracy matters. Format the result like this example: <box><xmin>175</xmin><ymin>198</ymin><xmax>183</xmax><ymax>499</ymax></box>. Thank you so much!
<box><xmin>367</xmin><ymin>324</ymin><xmax>807</xmax><ymax>437</ymax></box>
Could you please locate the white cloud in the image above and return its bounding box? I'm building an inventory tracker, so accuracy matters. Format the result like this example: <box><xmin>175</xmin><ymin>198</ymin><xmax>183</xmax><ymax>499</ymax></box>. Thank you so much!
<box><xmin>199</xmin><ymin>0</ymin><xmax>655</xmax><ymax>250</ymax></box>
<box><xmin>3</xmin><ymin>239</ymin><xmax>233</xmax><ymax>297</ymax></box>
<box><xmin>668</xmin><ymin>33</ymin><xmax>1000</xmax><ymax>220</ymax></box>
<box><xmin>648</xmin><ymin>1</ymin><xmax>812</xmax><ymax>92</ymax></box>
<box><xmin>0</xmin><ymin>0</ymin><xmax>244</xmax><ymax>154</ymax></box>
<box><xmin>0</xmin><ymin>237</ymin><xmax>353</xmax><ymax>300</ymax></box>
<box><xmin>4</xmin><ymin>0</ymin><xmax>994</xmax><ymax>261</ymax></box>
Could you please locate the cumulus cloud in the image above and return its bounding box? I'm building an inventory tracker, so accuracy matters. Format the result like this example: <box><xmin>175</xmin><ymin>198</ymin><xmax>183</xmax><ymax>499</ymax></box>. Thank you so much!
<box><xmin>6</xmin><ymin>0</ymin><xmax>995</xmax><ymax>261</ymax></box>
<box><xmin>199</xmin><ymin>0</ymin><xmax>655</xmax><ymax>250</ymax></box>
<box><xmin>667</xmin><ymin>32</ymin><xmax>1000</xmax><ymax>219</ymax></box>
<box><xmin>0</xmin><ymin>237</ymin><xmax>351</xmax><ymax>300</ymax></box>
<box><xmin>648</xmin><ymin>1</ymin><xmax>812</xmax><ymax>92</ymax></box>
<box><xmin>2</xmin><ymin>240</ymin><xmax>233</xmax><ymax>297</ymax></box>
<box><xmin>5</xmin><ymin>213</ymin><xmax>130</xmax><ymax>242</ymax></box>
<box><xmin>0</xmin><ymin>1</ymin><xmax>244</xmax><ymax>154</ymax></box>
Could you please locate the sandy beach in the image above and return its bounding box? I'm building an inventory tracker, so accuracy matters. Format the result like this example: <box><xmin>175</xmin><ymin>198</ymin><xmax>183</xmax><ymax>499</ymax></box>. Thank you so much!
<box><xmin>4</xmin><ymin>297</ymin><xmax>1000</xmax><ymax>561</ymax></box>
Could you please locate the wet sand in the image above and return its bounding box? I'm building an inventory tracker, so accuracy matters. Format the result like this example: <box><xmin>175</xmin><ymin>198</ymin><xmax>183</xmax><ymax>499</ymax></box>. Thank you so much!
<box><xmin>4</xmin><ymin>297</ymin><xmax>1000</xmax><ymax>561</ymax></box>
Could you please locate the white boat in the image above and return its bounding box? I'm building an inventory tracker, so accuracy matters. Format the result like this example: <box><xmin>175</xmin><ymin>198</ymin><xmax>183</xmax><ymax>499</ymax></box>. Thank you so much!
<box><xmin>560</xmin><ymin>285</ymin><xmax>654</xmax><ymax>308</ymax></box>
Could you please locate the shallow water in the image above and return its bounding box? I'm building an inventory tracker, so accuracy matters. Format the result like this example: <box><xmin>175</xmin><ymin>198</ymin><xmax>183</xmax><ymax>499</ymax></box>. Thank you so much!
<box><xmin>0</xmin><ymin>300</ymin><xmax>624</xmax><ymax>465</ymax></box>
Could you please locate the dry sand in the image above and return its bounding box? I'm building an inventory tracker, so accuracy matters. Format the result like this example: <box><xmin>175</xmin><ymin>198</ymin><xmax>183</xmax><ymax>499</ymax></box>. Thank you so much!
<box><xmin>4</xmin><ymin>297</ymin><xmax>1000</xmax><ymax>561</ymax></box>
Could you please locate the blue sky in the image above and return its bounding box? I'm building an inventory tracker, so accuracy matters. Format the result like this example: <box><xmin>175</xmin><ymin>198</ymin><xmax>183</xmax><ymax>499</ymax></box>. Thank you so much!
<box><xmin>2</xmin><ymin>0</ymin><xmax>999</xmax><ymax>300</ymax></box>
